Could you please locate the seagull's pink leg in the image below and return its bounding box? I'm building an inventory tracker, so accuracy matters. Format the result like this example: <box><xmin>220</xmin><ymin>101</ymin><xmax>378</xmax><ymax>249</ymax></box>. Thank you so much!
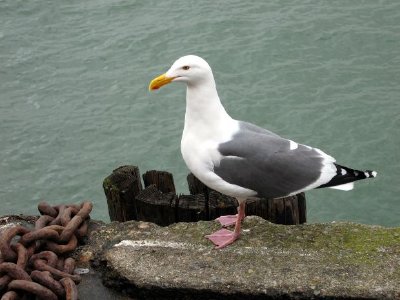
<box><xmin>206</xmin><ymin>201</ymin><xmax>246</xmax><ymax>249</ymax></box>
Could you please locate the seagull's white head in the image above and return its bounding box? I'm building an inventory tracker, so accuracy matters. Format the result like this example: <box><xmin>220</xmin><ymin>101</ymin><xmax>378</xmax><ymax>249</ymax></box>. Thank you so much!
<box><xmin>149</xmin><ymin>55</ymin><xmax>213</xmax><ymax>90</ymax></box>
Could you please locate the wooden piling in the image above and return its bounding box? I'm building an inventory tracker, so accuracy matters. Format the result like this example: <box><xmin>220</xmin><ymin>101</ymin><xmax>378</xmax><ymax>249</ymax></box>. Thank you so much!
<box><xmin>103</xmin><ymin>165</ymin><xmax>142</xmax><ymax>222</ymax></box>
<box><xmin>135</xmin><ymin>185</ymin><xmax>177</xmax><ymax>226</ymax></box>
<box><xmin>176</xmin><ymin>194</ymin><xmax>207</xmax><ymax>223</ymax></box>
<box><xmin>103</xmin><ymin>165</ymin><xmax>306</xmax><ymax>225</ymax></box>
<box><xmin>143</xmin><ymin>170</ymin><xmax>176</xmax><ymax>194</ymax></box>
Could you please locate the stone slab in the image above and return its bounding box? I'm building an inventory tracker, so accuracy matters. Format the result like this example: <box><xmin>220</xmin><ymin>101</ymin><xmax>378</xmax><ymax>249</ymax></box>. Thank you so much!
<box><xmin>83</xmin><ymin>217</ymin><xmax>400</xmax><ymax>299</ymax></box>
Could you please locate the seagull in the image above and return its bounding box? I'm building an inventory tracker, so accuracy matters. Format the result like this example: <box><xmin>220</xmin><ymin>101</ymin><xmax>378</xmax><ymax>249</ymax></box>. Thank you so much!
<box><xmin>149</xmin><ymin>55</ymin><xmax>377</xmax><ymax>249</ymax></box>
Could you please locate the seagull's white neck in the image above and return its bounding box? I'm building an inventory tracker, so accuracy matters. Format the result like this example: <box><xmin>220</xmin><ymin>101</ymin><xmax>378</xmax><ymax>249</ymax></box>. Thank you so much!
<box><xmin>183</xmin><ymin>77</ymin><xmax>233</xmax><ymax>140</ymax></box>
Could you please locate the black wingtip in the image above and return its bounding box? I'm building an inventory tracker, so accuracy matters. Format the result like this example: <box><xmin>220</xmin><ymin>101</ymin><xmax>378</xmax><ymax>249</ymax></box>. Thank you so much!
<box><xmin>317</xmin><ymin>165</ymin><xmax>377</xmax><ymax>189</ymax></box>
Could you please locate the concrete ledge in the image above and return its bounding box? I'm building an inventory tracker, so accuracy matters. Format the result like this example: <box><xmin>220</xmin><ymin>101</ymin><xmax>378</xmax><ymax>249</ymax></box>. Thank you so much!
<box><xmin>2</xmin><ymin>215</ymin><xmax>399</xmax><ymax>299</ymax></box>
<box><xmin>80</xmin><ymin>217</ymin><xmax>400</xmax><ymax>299</ymax></box>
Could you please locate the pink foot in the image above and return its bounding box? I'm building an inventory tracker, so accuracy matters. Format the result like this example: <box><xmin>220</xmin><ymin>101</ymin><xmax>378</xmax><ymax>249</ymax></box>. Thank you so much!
<box><xmin>205</xmin><ymin>228</ymin><xmax>240</xmax><ymax>249</ymax></box>
<box><xmin>216</xmin><ymin>215</ymin><xmax>238</xmax><ymax>227</ymax></box>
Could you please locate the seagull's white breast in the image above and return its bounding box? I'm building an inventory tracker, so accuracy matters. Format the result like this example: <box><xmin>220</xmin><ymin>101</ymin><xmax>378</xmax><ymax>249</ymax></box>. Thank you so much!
<box><xmin>181</xmin><ymin>119</ymin><xmax>257</xmax><ymax>199</ymax></box>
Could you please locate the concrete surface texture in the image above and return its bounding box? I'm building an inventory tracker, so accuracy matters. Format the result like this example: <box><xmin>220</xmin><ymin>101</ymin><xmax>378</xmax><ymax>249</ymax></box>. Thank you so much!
<box><xmin>78</xmin><ymin>216</ymin><xmax>400</xmax><ymax>299</ymax></box>
<box><xmin>1</xmin><ymin>215</ymin><xmax>399</xmax><ymax>299</ymax></box>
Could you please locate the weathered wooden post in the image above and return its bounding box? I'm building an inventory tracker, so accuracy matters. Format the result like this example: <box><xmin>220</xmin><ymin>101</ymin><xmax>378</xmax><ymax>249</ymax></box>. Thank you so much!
<box><xmin>176</xmin><ymin>194</ymin><xmax>207</xmax><ymax>223</ymax></box>
<box><xmin>143</xmin><ymin>170</ymin><xmax>176</xmax><ymax>194</ymax></box>
<box><xmin>135</xmin><ymin>185</ymin><xmax>177</xmax><ymax>226</ymax></box>
<box><xmin>103</xmin><ymin>165</ymin><xmax>142</xmax><ymax>222</ymax></box>
<box><xmin>103</xmin><ymin>165</ymin><xmax>306</xmax><ymax>225</ymax></box>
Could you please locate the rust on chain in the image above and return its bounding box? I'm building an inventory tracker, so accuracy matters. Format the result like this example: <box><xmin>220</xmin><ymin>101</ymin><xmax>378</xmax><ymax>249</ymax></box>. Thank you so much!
<box><xmin>63</xmin><ymin>258</ymin><xmax>76</xmax><ymax>275</ymax></box>
<box><xmin>0</xmin><ymin>263</ymin><xmax>31</xmax><ymax>282</ymax></box>
<box><xmin>56</xmin><ymin>258</ymin><xmax>65</xmax><ymax>272</ymax></box>
<box><xmin>0</xmin><ymin>226</ymin><xmax>31</xmax><ymax>261</ymax></box>
<box><xmin>0</xmin><ymin>290</ymin><xmax>19</xmax><ymax>300</ymax></box>
<box><xmin>77</xmin><ymin>202</ymin><xmax>93</xmax><ymax>218</ymax></box>
<box><xmin>0</xmin><ymin>201</ymin><xmax>92</xmax><ymax>299</ymax></box>
<box><xmin>49</xmin><ymin>205</ymin><xmax>66</xmax><ymax>226</ymax></box>
<box><xmin>60</xmin><ymin>207</ymin><xmax>79</xmax><ymax>226</ymax></box>
<box><xmin>0</xmin><ymin>275</ymin><xmax>12</xmax><ymax>292</ymax></box>
<box><xmin>59</xmin><ymin>202</ymin><xmax>92</xmax><ymax>243</ymax></box>
<box><xmin>30</xmin><ymin>270</ymin><xmax>65</xmax><ymax>298</ymax></box>
<box><xmin>45</xmin><ymin>234</ymin><xmax>78</xmax><ymax>255</ymax></box>
<box><xmin>58</xmin><ymin>216</ymin><xmax>83</xmax><ymax>243</ymax></box>
<box><xmin>29</xmin><ymin>251</ymin><xmax>58</xmax><ymax>268</ymax></box>
<box><xmin>35</xmin><ymin>215</ymin><xmax>54</xmax><ymax>230</ymax></box>
<box><xmin>1</xmin><ymin>291</ymin><xmax>19</xmax><ymax>300</ymax></box>
<box><xmin>8</xmin><ymin>279</ymin><xmax>58</xmax><ymax>300</ymax></box>
<box><xmin>32</xmin><ymin>259</ymin><xmax>81</xmax><ymax>283</ymax></box>
<box><xmin>75</xmin><ymin>220</ymin><xmax>89</xmax><ymax>240</ymax></box>
<box><xmin>60</xmin><ymin>277</ymin><xmax>78</xmax><ymax>300</ymax></box>
<box><xmin>20</xmin><ymin>228</ymin><xmax>60</xmax><ymax>245</ymax></box>
<box><xmin>38</xmin><ymin>201</ymin><xmax>58</xmax><ymax>218</ymax></box>
<box><xmin>11</xmin><ymin>243</ymin><xmax>28</xmax><ymax>270</ymax></box>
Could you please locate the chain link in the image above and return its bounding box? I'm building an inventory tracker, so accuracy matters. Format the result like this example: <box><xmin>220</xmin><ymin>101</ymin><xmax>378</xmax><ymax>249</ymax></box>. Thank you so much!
<box><xmin>0</xmin><ymin>201</ymin><xmax>92</xmax><ymax>300</ymax></box>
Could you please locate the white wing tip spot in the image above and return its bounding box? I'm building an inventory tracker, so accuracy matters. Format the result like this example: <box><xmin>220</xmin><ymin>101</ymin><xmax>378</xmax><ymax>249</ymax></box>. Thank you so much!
<box><xmin>329</xmin><ymin>182</ymin><xmax>354</xmax><ymax>191</ymax></box>
<box><xmin>371</xmin><ymin>171</ymin><xmax>377</xmax><ymax>177</ymax></box>
<box><xmin>341</xmin><ymin>169</ymin><xmax>347</xmax><ymax>175</ymax></box>
<box><xmin>289</xmin><ymin>140</ymin><xmax>298</xmax><ymax>150</ymax></box>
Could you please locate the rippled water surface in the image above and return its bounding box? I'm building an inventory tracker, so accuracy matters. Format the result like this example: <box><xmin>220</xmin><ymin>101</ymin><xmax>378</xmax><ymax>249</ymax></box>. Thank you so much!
<box><xmin>1</xmin><ymin>0</ymin><xmax>399</xmax><ymax>226</ymax></box>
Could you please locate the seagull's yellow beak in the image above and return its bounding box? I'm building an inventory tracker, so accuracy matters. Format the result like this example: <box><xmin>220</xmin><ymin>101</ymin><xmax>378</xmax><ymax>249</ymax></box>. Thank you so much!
<box><xmin>148</xmin><ymin>73</ymin><xmax>175</xmax><ymax>91</ymax></box>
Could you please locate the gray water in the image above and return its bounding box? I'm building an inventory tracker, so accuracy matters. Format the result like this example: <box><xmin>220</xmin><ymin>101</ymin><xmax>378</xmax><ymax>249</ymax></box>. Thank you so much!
<box><xmin>1</xmin><ymin>0</ymin><xmax>399</xmax><ymax>226</ymax></box>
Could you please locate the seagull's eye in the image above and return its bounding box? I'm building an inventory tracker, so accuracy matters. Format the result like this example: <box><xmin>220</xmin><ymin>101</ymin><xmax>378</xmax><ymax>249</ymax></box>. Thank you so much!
<box><xmin>182</xmin><ymin>66</ymin><xmax>190</xmax><ymax>70</ymax></box>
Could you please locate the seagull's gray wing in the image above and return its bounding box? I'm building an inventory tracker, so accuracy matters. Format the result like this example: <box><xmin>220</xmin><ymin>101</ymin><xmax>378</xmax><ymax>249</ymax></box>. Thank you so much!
<box><xmin>213</xmin><ymin>122</ymin><xmax>326</xmax><ymax>198</ymax></box>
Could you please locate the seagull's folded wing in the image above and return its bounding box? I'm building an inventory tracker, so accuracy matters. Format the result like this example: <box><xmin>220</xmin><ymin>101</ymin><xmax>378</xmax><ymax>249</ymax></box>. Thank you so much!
<box><xmin>213</xmin><ymin>123</ymin><xmax>336</xmax><ymax>198</ymax></box>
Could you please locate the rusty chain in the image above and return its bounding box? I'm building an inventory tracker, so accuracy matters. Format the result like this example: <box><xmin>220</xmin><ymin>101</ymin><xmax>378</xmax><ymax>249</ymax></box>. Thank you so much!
<box><xmin>0</xmin><ymin>201</ymin><xmax>93</xmax><ymax>300</ymax></box>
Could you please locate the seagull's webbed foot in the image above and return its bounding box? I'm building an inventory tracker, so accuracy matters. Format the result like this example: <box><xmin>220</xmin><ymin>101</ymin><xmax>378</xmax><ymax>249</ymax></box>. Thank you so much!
<box><xmin>206</xmin><ymin>201</ymin><xmax>246</xmax><ymax>249</ymax></box>
<box><xmin>205</xmin><ymin>229</ymin><xmax>240</xmax><ymax>249</ymax></box>
<box><xmin>216</xmin><ymin>214</ymin><xmax>238</xmax><ymax>227</ymax></box>
<box><xmin>215</xmin><ymin>202</ymin><xmax>246</xmax><ymax>227</ymax></box>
